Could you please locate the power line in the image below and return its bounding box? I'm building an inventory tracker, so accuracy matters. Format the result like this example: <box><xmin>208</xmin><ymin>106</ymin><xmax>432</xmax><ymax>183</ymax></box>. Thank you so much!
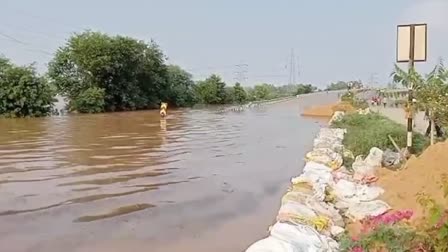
<box><xmin>2</xmin><ymin>6</ymin><xmax>86</xmax><ymax>32</ymax></box>
<box><xmin>0</xmin><ymin>30</ymin><xmax>53</xmax><ymax>56</ymax></box>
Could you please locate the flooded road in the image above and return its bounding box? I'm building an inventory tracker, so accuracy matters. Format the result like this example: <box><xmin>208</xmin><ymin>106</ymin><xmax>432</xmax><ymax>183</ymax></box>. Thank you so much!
<box><xmin>0</xmin><ymin>93</ymin><xmax>338</xmax><ymax>252</ymax></box>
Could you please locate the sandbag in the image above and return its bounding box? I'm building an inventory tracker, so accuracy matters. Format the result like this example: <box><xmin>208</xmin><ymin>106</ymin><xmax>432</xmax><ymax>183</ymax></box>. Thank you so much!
<box><xmin>290</xmin><ymin>178</ymin><xmax>326</xmax><ymax>201</ymax></box>
<box><xmin>333</xmin><ymin>179</ymin><xmax>384</xmax><ymax>203</ymax></box>
<box><xmin>245</xmin><ymin>236</ymin><xmax>300</xmax><ymax>252</ymax></box>
<box><xmin>329</xmin><ymin>111</ymin><xmax>345</xmax><ymax>124</ymax></box>
<box><xmin>281</xmin><ymin>191</ymin><xmax>311</xmax><ymax>205</ymax></box>
<box><xmin>382</xmin><ymin>149</ymin><xmax>401</xmax><ymax>167</ymax></box>
<box><xmin>364</xmin><ymin>147</ymin><xmax>383</xmax><ymax>168</ymax></box>
<box><xmin>305</xmin><ymin>148</ymin><xmax>343</xmax><ymax>170</ymax></box>
<box><xmin>346</xmin><ymin>200</ymin><xmax>391</xmax><ymax>221</ymax></box>
<box><xmin>352</xmin><ymin>147</ymin><xmax>384</xmax><ymax>179</ymax></box>
<box><xmin>294</xmin><ymin>169</ymin><xmax>334</xmax><ymax>188</ymax></box>
<box><xmin>278</xmin><ymin>201</ymin><xmax>317</xmax><ymax>220</ymax></box>
<box><xmin>303</xmin><ymin>162</ymin><xmax>333</xmax><ymax>173</ymax></box>
<box><xmin>317</xmin><ymin>128</ymin><xmax>346</xmax><ymax>141</ymax></box>
<box><xmin>306</xmin><ymin>200</ymin><xmax>345</xmax><ymax>227</ymax></box>
<box><xmin>270</xmin><ymin>222</ymin><xmax>338</xmax><ymax>252</ymax></box>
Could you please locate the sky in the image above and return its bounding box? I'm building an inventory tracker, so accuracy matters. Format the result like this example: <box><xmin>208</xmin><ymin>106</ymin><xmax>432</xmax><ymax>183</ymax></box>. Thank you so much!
<box><xmin>1</xmin><ymin>0</ymin><xmax>448</xmax><ymax>88</ymax></box>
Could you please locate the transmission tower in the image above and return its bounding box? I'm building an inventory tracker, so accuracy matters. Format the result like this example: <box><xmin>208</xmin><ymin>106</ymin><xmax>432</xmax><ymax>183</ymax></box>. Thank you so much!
<box><xmin>234</xmin><ymin>63</ymin><xmax>248</xmax><ymax>84</ymax></box>
<box><xmin>288</xmin><ymin>49</ymin><xmax>298</xmax><ymax>85</ymax></box>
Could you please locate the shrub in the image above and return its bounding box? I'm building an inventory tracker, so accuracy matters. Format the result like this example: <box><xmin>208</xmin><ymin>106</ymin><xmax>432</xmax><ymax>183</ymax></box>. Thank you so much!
<box><xmin>340</xmin><ymin>91</ymin><xmax>369</xmax><ymax>110</ymax></box>
<box><xmin>416</xmin><ymin>175</ymin><xmax>448</xmax><ymax>252</ymax></box>
<box><xmin>332</xmin><ymin>113</ymin><xmax>429</xmax><ymax>156</ymax></box>
<box><xmin>339</xmin><ymin>210</ymin><xmax>430</xmax><ymax>252</ymax></box>
<box><xmin>0</xmin><ymin>59</ymin><xmax>55</xmax><ymax>117</ymax></box>
<box><xmin>71</xmin><ymin>87</ymin><xmax>105</xmax><ymax>113</ymax></box>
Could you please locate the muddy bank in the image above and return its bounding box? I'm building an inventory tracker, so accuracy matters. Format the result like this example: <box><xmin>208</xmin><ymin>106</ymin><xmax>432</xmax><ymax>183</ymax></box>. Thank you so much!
<box><xmin>377</xmin><ymin>140</ymin><xmax>448</xmax><ymax>220</ymax></box>
<box><xmin>301</xmin><ymin>102</ymin><xmax>355</xmax><ymax>118</ymax></box>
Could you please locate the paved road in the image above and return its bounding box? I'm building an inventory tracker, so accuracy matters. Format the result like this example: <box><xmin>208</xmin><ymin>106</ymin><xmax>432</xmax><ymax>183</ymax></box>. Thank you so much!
<box><xmin>373</xmin><ymin>106</ymin><xmax>427</xmax><ymax>134</ymax></box>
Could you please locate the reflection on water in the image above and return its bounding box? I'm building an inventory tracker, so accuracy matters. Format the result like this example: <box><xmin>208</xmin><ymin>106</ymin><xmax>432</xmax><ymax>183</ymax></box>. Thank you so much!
<box><xmin>0</xmin><ymin>94</ymin><xmax>339</xmax><ymax>252</ymax></box>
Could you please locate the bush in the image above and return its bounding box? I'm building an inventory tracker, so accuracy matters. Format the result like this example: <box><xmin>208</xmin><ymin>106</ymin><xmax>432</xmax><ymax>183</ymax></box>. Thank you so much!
<box><xmin>71</xmin><ymin>87</ymin><xmax>105</xmax><ymax>113</ymax></box>
<box><xmin>341</xmin><ymin>91</ymin><xmax>369</xmax><ymax>109</ymax></box>
<box><xmin>0</xmin><ymin>58</ymin><xmax>55</xmax><ymax>117</ymax></box>
<box><xmin>332</xmin><ymin>113</ymin><xmax>428</xmax><ymax>156</ymax></box>
<box><xmin>416</xmin><ymin>175</ymin><xmax>448</xmax><ymax>252</ymax></box>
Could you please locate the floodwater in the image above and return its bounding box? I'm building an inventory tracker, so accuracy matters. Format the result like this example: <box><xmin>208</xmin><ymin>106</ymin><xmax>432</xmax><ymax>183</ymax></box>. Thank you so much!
<box><xmin>0</xmin><ymin>93</ymin><xmax>339</xmax><ymax>252</ymax></box>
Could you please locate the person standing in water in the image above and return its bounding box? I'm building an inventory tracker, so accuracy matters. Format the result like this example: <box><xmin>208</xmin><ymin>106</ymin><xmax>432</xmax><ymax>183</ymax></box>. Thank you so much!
<box><xmin>160</xmin><ymin>102</ymin><xmax>168</xmax><ymax>117</ymax></box>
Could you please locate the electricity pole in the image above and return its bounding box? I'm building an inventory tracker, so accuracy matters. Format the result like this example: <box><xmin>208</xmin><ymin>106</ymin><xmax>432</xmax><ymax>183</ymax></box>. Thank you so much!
<box><xmin>397</xmin><ymin>23</ymin><xmax>427</xmax><ymax>154</ymax></box>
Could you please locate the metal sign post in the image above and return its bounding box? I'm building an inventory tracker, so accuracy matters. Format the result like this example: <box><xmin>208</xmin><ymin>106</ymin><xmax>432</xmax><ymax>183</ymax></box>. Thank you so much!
<box><xmin>396</xmin><ymin>23</ymin><xmax>427</xmax><ymax>153</ymax></box>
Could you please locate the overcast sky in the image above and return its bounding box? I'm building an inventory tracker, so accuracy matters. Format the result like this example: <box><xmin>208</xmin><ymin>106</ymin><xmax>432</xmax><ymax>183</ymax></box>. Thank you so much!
<box><xmin>1</xmin><ymin>0</ymin><xmax>448</xmax><ymax>88</ymax></box>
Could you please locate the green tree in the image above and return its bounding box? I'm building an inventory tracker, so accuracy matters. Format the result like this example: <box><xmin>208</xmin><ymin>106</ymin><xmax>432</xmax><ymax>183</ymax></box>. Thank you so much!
<box><xmin>391</xmin><ymin>64</ymin><xmax>424</xmax><ymax>90</ymax></box>
<box><xmin>0</xmin><ymin>57</ymin><xmax>55</xmax><ymax>117</ymax></box>
<box><xmin>71</xmin><ymin>87</ymin><xmax>106</xmax><ymax>113</ymax></box>
<box><xmin>296</xmin><ymin>84</ymin><xmax>316</xmax><ymax>95</ymax></box>
<box><xmin>232</xmin><ymin>82</ymin><xmax>247</xmax><ymax>104</ymax></box>
<box><xmin>194</xmin><ymin>74</ymin><xmax>227</xmax><ymax>104</ymax></box>
<box><xmin>166</xmin><ymin>65</ymin><xmax>196</xmax><ymax>107</ymax></box>
<box><xmin>417</xmin><ymin>63</ymin><xmax>448</xmax><ymax>133</ymax></box>
<box><xmin>48</xmin><ymin>31</ymin><xmax>169</xmax><ymax>112</ymax></box>
<box><xmin>253</xmin><ymin>84</ymin><xmax>271</xmax><ymax>100</ymax></box>
<box><xmin>326</xmin><ymin>81</ymin><xmax>349</xmax><ymax>91</ymax></box>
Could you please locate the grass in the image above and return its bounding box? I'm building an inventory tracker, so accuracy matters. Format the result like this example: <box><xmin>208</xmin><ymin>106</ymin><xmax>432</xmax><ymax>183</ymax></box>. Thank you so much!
<box><xmin>332</xmin><ymin>113</ymin><xmax>429</xmax><ymax>157</ymax></box>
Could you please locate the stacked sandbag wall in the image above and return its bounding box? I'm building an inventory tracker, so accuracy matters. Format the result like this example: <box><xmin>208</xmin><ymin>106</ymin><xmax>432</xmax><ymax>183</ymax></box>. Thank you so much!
<box><xmin>245</xmin><ymin>111</ymin><xmax>390</xmax><ymax>252</ymax></box>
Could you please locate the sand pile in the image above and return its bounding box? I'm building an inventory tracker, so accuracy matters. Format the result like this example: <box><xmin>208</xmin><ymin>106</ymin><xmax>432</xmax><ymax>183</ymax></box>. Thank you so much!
<box><xmin>377</xmin><ymin>140</ymin><xmax>448</xmax><ymax>220</ymax></box>
<box><xmin>302</xmin><ymin>102</ymin><xmax>355</xmax><ymax>118</ymax></box>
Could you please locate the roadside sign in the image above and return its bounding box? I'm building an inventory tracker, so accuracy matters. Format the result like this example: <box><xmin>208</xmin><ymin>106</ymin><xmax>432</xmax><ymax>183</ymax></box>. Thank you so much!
<box><xmin>396</xmin><ymin>24</ymin><xmax>427</xmax><ymax>63</ymax></box>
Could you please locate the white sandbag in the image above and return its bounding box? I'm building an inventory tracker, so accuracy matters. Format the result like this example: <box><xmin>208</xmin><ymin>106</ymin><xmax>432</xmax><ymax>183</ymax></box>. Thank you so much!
<box><xmin>329</xmin><ymin>111</ymin><xmax>345</xmax><ymax>124</ymax></box>
<box><xmin>245</xmin><ymin>236</ymin><xmax>299</xmax><ymax>252</ymax></box>
<box><xmin>364</xmin><ymin>147</ymin><xmax>383</xmax><ymax>168</ymax></box>
<box><xmin>297</xmin><ymin>170</ymin><xmax>334</xmax><ymax>188</ymax></box>
<box><xmin>333</xmin><ymin>179</ymin><xmax>384</xmax><ymax>202</ymax></box>
<box><xmin>303</xmin><ymin>162</ymin><xmax>333</xmax><ymax>173</ymax></box>
<box><xmin>317</xmin><ymin>128</ymin><xmax>346</xmax><ymax>141</ymax></box>
<box><xmin>305</xmin><ymin>148</ymin><xmax>343</xmax><ymax>170</ymax></box>
<box><xmin>290</xmin><ymin>177</ymin><xmax>326</xmax><ymax>202</ymax></box>
<box><xmin>281</xmin><ymin>191</ymin><xmax>312</xmax><ymax>205</ymax></box>
<box><xmin>306</xmin><ymin>200</ymin><xmax>345</xmax><ymax>227</ymax></box>
<box><xmin>333</xmin><ymin>179</ymin><xmax>357</xmax><ymax>199</ymax></box>
<box><xmin>352</xmin><ymin>148</ymin><xmax>383</xmax><ymax>179</ymax></box>
<box><xmin>330</xmin><ymin>226</ymin><xmax>345</xmax><ymax>237</ymax></box>
<box><xmin>352</xmin><ymin>156</ymin><xmax>371</xmax><ymax>178</ymax></box>
<box><xmin>313</xmin><ymin>139</ymin><xmax>344</xmax><ymax>153</ymax></box>
<box><xmin>278</xmin><ymin>201</ymin><xmax>317</xmax><ymax>220</ymax></box>
<box><xmin>270</xmin><ymin>222</ymin><xmax>338</xmax><ymax>252</ymax></box>
<box><xmin>347</xmin><ymin>200</ymin><xmax>391</xmax><ymax>221</ymax></box>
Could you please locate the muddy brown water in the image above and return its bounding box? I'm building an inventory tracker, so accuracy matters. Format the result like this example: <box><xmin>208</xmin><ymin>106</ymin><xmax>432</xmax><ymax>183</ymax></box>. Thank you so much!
<box><xmin>0</xmin><ymin>93</ymin><xmax>339</xmax><ymax>252</ymax></box>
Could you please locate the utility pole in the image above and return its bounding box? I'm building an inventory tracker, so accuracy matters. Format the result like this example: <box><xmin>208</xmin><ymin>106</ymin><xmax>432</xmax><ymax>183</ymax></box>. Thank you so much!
<box><xmin>234</xmin><ymin>63</ymin><xmax>248</xmax><ymax>84</ymax></box>
<box><xmin>397</xmin><ymin>23</ymin><xmax>427</xmax><ymax>154</ymax></box>
<box><xmin>406</xmin><ymin>25</ymin><xmax>416</xmax><ymax>153</ymax></box>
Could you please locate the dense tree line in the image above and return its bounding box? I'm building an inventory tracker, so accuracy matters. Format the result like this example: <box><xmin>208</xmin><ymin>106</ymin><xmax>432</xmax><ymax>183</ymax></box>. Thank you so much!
<box><xmin>1</xmin><ymin>31</ymin><xmax>318</xmax><ymax>117</ymax></box>
<box><xmin>325</xmin><ymin>80</ymin><xmax>363</xmax><ymax>91</ymax></box>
